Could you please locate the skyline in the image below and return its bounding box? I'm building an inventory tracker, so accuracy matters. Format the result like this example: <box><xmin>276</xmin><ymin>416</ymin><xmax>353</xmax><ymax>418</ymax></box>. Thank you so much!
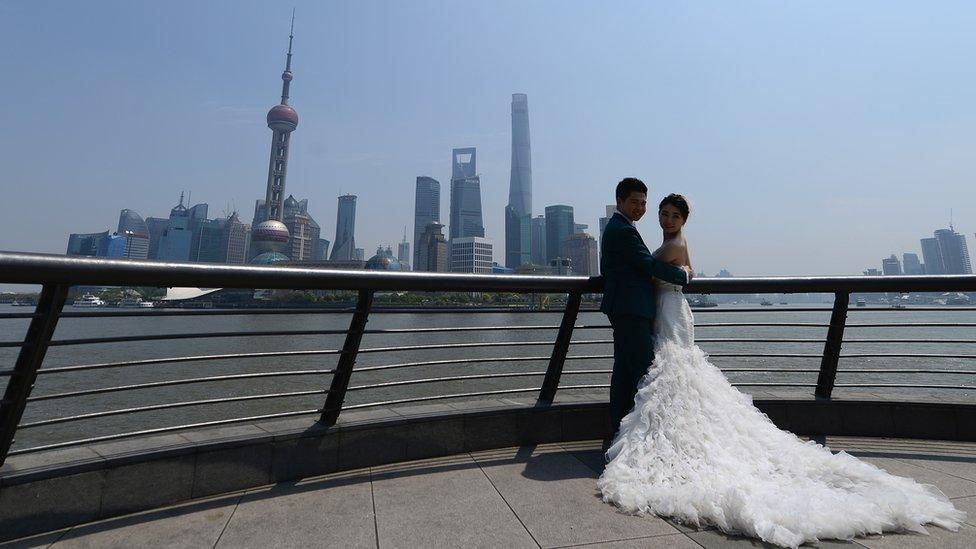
<box><xmin>2</xmin><ymin>1</ymin><xmax>975</xmax><ymax>278</ymax></box>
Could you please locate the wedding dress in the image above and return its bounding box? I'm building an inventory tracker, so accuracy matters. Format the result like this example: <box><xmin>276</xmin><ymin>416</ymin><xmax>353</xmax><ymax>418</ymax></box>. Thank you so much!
<box><xmin>597</xmin><ymin>280</ymin><xmax>965</xmax><ymax>548</ymax></box>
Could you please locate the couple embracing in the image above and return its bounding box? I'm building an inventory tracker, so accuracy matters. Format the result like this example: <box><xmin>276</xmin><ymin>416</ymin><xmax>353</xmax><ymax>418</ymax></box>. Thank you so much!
<box><xmin>595</xmin><ymin>177</ymin><xmax>964</xmax><ymax>548</ymax></box>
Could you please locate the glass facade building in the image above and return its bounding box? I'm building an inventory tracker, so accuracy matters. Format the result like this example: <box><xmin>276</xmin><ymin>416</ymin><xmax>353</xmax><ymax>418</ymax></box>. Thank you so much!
<box><xmin>449</xmin><ymin>148</ymin><xmax>484</xmax><ymax>240</ymax></box>
<box><xmin>545</xmin><ymin>205</ymin><xmax>575</xmax><ymax>263</ymax></box>
<box><xmin>505</xmin><ymin>94</ymin><xmax>532</xmax><ymax>269</ymax></box>
<box><xmin>413</xmin><ymin>176</ymin><xmax>440</xmax><ymax>271</ymax></box>
<box><xmin>330</xmin><ymin>195</ymin><xmax>357</xmax><ymax>261</ymax></box>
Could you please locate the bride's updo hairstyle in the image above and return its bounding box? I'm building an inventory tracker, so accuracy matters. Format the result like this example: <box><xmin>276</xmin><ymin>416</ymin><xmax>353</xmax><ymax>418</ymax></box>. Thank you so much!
<box><xmin>659</xmin><ymin>194</ymin><xmax>690</xmax><ymax>220</ymax></box>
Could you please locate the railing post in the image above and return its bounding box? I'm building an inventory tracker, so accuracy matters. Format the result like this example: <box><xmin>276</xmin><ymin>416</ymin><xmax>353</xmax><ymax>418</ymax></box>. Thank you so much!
<box><xmin>320</xmin><ymin>289</ymin><xmax>374</xmax><ymax>426</ymax></box>
<box><xmin>538</xmin><ymin>291</ymin><xmax>583</xmax><ymax>404</ymax></box>
<box><xmin>0</xmin><ymin>284</ymin><xmax>69</xmax><ymax>465</ymax></box>
<box><xmin>815</xmin><ymin>291</ymin><xmax>849</xmax><ymax>399</ymax></box>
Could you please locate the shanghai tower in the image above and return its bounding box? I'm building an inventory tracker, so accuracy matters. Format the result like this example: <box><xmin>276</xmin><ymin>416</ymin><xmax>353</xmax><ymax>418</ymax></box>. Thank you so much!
<box><xmin>505</xmin><ymin>93</ymin><xmax>532</xmax><ymax>268</ymax></box>
<box><xmin>250</xmin><ymin>14</ymin><xmax>299</xmax><ymax>262</ymax></box>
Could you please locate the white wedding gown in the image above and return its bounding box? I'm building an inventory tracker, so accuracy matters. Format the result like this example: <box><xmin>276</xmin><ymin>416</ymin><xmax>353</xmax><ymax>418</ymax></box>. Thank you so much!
<box><xmin>597</xmin><ymin>281</ymin><xmax>966</xmax><ymax>548</ymax></box>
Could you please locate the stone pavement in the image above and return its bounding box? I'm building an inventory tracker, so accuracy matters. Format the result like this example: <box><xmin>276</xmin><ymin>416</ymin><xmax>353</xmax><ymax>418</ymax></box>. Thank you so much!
<box><xmin>5</xmin><ymin>437</ymin><xmax>976</xmax><ymax>548</ymax></box>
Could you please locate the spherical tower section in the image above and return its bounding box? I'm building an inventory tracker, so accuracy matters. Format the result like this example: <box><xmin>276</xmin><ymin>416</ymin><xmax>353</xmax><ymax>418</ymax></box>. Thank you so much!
<box><xmin>251</xmin><ymin>219</ymin><xmax>291</xmax><ymax>255</ymax></box>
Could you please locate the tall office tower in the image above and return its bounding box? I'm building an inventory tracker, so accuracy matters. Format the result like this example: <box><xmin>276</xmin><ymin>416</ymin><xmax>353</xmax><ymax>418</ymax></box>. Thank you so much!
<box><xmin>902</xmin><ymin>253</ymin><xmax>922</xmax><ymax>275</ymax></box>
<box><xmin>413</xmin><ymin>176</ymin><xmax>440</xmax><ymax>271</ymax></box>
<box><xmin>545</xmin><ymin>205</ymin><xmax>575</xmax><ymax>263</ymax></box>
<box><xmin>314</xmin><ymin>239</ymin><xmax>330</xmax><ymax>260</ymax></box>
<box><xmin>881</xmin><ymin>255</ymin><xmax>902</xmax><ymax>276</ymax></box>
<box><xmin>222</xmin><ymin>213</ymin><xmax>251</xmax><ymax>264</ymax></box>
<box><xmin>935</xmin><ymin>227</ymin><xmax>973</xmax><ymax>274</ymax></box>
<box><xmin>418</xmin><ymin>222</ymin><xmax>449</xmax><ymax>272</ymax></box>
<box><xmin>920</xmin><ymin>237</ymin><xmax>945</xmax><ymax>275</ymax></box>
<box><xmin>354</xmin><ymin>248</ymin><xmax>365</xmax><ymax>261</ymax></box>
<box><xmin>562</xmin><ymin>233</ymin><xmax>599</xmax><ymax>277</ymax></box>
<box><xmin>116</xmin><ymin>209</ymin><xmax>150</xmax><ymax>260</ymax></box>
<box><xmin>599</xmin><ymin>205</ymin><xmax>615</xmax><ymax>244</ymax></box>
<box><xmin>67</xmin><ymin>231</ymin><xmax>110</xmax><ymax>256</ymax></box>
<box><xmin>397</xmin><ymin>229</ymin><xmax>411</xmax><ymax>270</ymax></box>
<box><xmin>450</xmin><ymin>237</ymin><xmax>493</xmax><ymax>274</ymax></box>
<box><xmin>190</xmin><ymin>219</ymin><xmax>225</xmax><ymax>262</ymax></box>
<box><xmin>574</xmin><ymin>223</ymin><xmax>588</xmax><ymax>235</ymax></box>
<box><xmin>530</xmin><ymin>215</ymin><xmax>546</xmax><ymax>266</ymax></box>
<box><xmin>505</xmin><ymin>94</ymin><xmax>532</xmax><ymax>269</ymax></box>
<box><xmin>330</xmin><ymin>194</ymin><xmax>357</xmax><ymax>260</ymax></box>
<box><xmin>449</xmin><ymin>148</ymin><xmax>484</xmax><ymax>239</ymax></box>
<box><xmin>282</xmin><ymin>195</ymin><xmax>321</xmax><ymax>261</ymax></box>
<box><xmin>145</xmin><ymin>217</ymin><xmax>168</xmax><ymax>259</ymax></box>
<box><xmin>156</xmin><ymin>194</ymin><xmax>194</xmax><ymax>261</ymax></box>
<box><xmin>251</xmin><ymin>16</ymin><xmax>299</xmax><ymax>262</ymax></box>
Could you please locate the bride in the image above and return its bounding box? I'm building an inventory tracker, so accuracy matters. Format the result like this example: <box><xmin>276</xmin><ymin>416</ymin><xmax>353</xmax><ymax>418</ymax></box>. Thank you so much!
<box><xmin>597</xmin><ymin>193</ymin><xmax>966</xmax><ymax>548</ymax></box>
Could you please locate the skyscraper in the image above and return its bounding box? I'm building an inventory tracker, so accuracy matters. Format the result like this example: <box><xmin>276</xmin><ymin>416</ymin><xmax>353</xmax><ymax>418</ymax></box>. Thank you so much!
<box><xmin>920</xmin><ymin>237</ymin><xmax>945</xmax><ymax>275</ymax></box>
<box><xmin>67</xmin><ymin>231</ymin><xmax>109</xmax><ymax>257</ymax></box>
<box><xmin>330</xmin><ymin>194</ymin><xmax>357</xmax><ymax>260</ymax></box>
<box><xmin>397</xmin><ymin>229</ymin><xmax>411</xmax><ymax>270</ymax></box>
<box><xmin>902</xmin><ymin>253</ymin><xmax>922</xmax><ymax>275</ymax></box>
<box><xmin>222</xmin><ymin>213</ymin><xmax>251</xmax><ymax>264</ymax></box>
<box><xmin>156</xmin><ymin>194</ymin><xmax>194</xmax><ymax>261</ymax></box>
<box><xmin>530</xmin><ymin>215</ymin><xmax>546</xmax><ymax>266</ymax></box>
<box><xmin>282</xmin><ymin>195</ymin><xmax>321</xmax><ymax>262</ymax></box>
<box><xmin>935</xmin><ymin>228</ymin><xmax>973</xmax><ymax>274</ymax></box>
<box><xmin>449</xmin><ymin>148</ymin><xmax>484</xmax><ymax>240</ymax></box>
<box><xmin>599</xmin><ymin>205</ymin><xmax>615</xmax><ymax>248</ymax></box>
<box><xmin>562</xmin><ymin>233</ymin><xmax>599</xmax><ymax>277</ymax></box>
<box><xmin>505</xmin><ymin>93</ymin><xmax>532</xmax><ymax>269</ymax></box>
<box><xmin>116</xmin><ymin>209</ymin><xmax>150</xmax><ymax>260</ymax></box>
<box><xmin>413</xmin><ymin>176</ymin><xmax>440</xmax><ymax>271</ymax></box>
<box><xmin>250</xmin><ymin>16</ymin><xmax>299</xmax><ymax>262</ymax></box>
<box><xmin>418</xmin><ymin>222</ymin><xmax>449</xmax><ymax>272</ymax></box>
<box><xmin>450</xmin><ymin>237</ymin><xmax>493</xmax><ymax>274</ymax></box>
<box><xmin>881</xmin><ymin>255</ymin><xmax>902</xmax><ymax>275</ymax></box>
<box><xmin>545</xmin><ymin>205</ymin><xmax>575</xmax><ymax>263</ymax></box>
<box><xmin>145</xmin><ymin>217</ymin><xmax>168</xmax><ymax>260</ymax></box>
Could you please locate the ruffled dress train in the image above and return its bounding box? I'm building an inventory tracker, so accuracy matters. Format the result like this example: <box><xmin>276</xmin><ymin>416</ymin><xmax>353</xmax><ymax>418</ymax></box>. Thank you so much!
<box><xmin>597</xmin><ymin>283</ymin><xmax>965</xmax><ymax>548</ymax></box>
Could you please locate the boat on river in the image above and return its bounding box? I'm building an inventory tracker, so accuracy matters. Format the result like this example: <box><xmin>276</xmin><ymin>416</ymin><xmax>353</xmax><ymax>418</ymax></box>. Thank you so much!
<box><xmin>117</xmin><ymin>296</ymin><xmax>153</xmax><ymax>308</ymax></box>
<box><xmin>72</xmin><ymin>293</ymin><xmax>106</xmax><ymax>308</ymax></box>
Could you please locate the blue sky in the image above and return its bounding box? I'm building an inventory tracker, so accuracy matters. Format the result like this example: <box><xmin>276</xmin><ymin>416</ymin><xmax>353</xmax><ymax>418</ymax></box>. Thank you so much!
<box><xmin>1</xmin><ymin>0</ymin><xmax>974</xmax><ymax>276</ymax></box>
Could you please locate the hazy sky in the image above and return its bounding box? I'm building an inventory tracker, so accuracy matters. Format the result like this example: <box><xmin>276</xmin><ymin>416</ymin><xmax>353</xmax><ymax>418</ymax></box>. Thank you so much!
<box><xmin>1</xmin><ymin>0</ymin><xmax>974</xmax><ymax>277</ymax></box>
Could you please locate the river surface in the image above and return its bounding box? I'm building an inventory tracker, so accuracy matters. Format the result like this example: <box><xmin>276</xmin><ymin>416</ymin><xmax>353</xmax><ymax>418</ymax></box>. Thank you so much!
<box><xmin>2</xmin><ymin>303</ymin><xmax>974</xmax><ymax>450</ymax></box>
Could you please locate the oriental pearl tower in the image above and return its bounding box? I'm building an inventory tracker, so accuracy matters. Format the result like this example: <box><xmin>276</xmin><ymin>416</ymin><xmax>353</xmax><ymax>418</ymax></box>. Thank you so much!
<box><xmin>250</xmin><ymin>15</ymin><xmax>299</xmax><ymax>263</ymax></box>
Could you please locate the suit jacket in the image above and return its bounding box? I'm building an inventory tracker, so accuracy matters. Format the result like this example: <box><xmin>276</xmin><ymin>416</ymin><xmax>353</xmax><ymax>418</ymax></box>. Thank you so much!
<box><xmin>599</xmin><ymin>212</ymin><xmax>689</xmax><ymax>319</ymax></box>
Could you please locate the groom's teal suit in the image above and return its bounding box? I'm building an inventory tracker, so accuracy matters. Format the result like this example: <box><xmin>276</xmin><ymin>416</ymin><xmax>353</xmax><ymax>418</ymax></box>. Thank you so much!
<box><xmin>600</xmin><ymin>212</ymin><xmax>689</xmax><ymax>438</ymax></box>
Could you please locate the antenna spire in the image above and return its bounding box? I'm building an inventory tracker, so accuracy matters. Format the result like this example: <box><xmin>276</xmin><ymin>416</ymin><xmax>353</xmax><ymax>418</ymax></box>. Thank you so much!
<box><xmin>280</xmin><ymin>9</ymin><xmax>296</xmax><ymax>104</ymax></box>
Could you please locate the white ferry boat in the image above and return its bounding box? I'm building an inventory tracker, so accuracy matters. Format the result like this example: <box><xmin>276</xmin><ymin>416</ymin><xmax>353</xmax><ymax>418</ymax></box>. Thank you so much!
<box><xmin>72</xmin><ymin>293</ymin><xmax>106</xmax><ymax>308</ymax></box>
<box><xmin>117</xmin><ymin>296</ymin><xmax>154</xmax><ymax>308</ymax></box>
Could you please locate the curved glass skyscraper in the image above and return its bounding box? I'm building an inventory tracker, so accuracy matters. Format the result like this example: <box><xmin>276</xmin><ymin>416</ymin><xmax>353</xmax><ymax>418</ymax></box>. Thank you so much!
<box><xmin>505</xmin><ymin>93</ymin><xmax>533</xmax><ymax>269</ymax></box>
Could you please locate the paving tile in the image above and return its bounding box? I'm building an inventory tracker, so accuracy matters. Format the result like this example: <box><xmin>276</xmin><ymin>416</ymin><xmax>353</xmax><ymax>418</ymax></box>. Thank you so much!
<box><xmin>892</xmin><ymin>456</ymin><xmax>976</xmax><ymax>484</ymax></box>
<box><xmin>560</xmin><ymin>532</ymin><xmax>701</xmax><ymax>547</ymax></box>
<box><xmin>861</xmin><ymin>457</ymin><xmax>976</xmax><ymax>499</ymax></box>
<box><xmin>472</xmin><ymin>446</ymin><xmax>680</xmax><ymax>547</ymax></box>
<box><xmin>216</xmin><ymin>471</ymin><xmax>374</xmax><ymax>548</ymax></box>
<box><xmin>50</xmin><ymin>492</ymin><xmax>242</xmax><ymax>549</ymax></box>
<box><xmin>687</xmin><ymin>528</ymin><xmax>863</xmax><ymax>548</ymax></box>
<box><xmin>0</xmin><ymin>528</ymin><xmax>69</xmax><ymax>548</ymax></box>
<box><xmin>372</xmin><ymin>453</ymin><xmax>535</xmax><ymax>548</ymax></box>
<box><xmin>949</xmin><ymin>495</ymin><xmax>976</xmax><ymax>528</ymax></box>
<box><xmin>856</xmin><ymin>522</ymin><xmax>976</xmax><ymax>548</ymax></box>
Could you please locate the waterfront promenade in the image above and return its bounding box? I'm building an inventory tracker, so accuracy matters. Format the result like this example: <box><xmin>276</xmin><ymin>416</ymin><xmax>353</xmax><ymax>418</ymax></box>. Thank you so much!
<box><xmin>6</xmin><ymin>435</ymin><xmax>976</xmax><ymax>548</ymax></box>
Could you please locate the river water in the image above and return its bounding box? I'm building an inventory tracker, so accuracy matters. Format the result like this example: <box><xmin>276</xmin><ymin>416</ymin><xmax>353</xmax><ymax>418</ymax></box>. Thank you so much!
<box><xmin>2</xmin><ymin>303</ymin><xmax>974</xmax><ymax>450</ymax></box>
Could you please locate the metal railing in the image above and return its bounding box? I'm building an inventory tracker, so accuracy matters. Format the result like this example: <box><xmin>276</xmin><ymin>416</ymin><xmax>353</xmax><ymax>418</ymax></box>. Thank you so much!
<box><xmin>1</xmin><ymin>251</ymin><xmax>975</xmax><ymax>465</ymax></box>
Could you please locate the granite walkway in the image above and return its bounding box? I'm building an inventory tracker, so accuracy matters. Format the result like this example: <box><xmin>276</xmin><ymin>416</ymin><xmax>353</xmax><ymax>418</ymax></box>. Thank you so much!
<box><xmin>5</xmin><ymin>437</ymin><xmax>976</xmax><ymax>548</ymax></box>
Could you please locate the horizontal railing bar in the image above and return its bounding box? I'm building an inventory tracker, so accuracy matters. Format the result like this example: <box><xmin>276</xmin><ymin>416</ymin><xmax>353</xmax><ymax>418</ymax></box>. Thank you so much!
<box><xmin>0</xmin><ymin>312</ymin><xmax>39</xmax><ymax>319</ymax></box>
<box><xmin>355</xmin><ymin>356</ymin><xmax>551</xmax><ymax>373</ymax></box>
<box><xmin>834</xmin><ymin>383</ymin><xmax>976</xmax><ymax>389</ymax></box>
<box><xmin>347</xmin><ymin>372</ymin><xmax>549</xmax><ymax>391</ymax></box>
<box><xmin>18</xmin><ymin>389</ymin><xmax>330</xmax><ymax>429</ymax></box>
<box><xmin>850</xmin><ymin>307</ymin><xmax>976</xmax><ymax>312</ymax></box>
<box><xmin>707</xmin><ymin>353</ymin><xmax>822</xmax><ymax>358</ymax></box>
<box><xmin>847</xmin><ymin>323</ymin><xmax>976</xmax><ymax>328</ymax></box>
<box><xmin>696</xmin><ymin>323</ymin><xmax>829</xmax><ymax>328</ymax></box>
<box><xmin>838</xmin><ymin>369</ymin><xmax>976</xmax><ymax>374</ymax></box>
<box><xmin>355</xmin><ymin>340</ymin><xmax>613</xmax><ymax>355</ymax></box>
<box><xmin>4</xmin><ymin>252</ymin><xmax>976</xmax><ymax>293</ymax></box>
<box><xmin>839</xmin><ymin>354</ymin><xmax>976</xmax><ymax>359</ymax></box>
<box><xmin>35</xmin><ymin>349</ymin><xmax>343</xmax><ymax>375</ymax></box>
<box><xmin>46</xmin><ymin>330</ymin><xmax>355</xmax><ymax>346</ymax></box>
<box><xmin>340</xmin><ymin>387</ymin><xmax>543</xmax><ymax>410</ymax></box>
<box><xmin>28</xmin><ymin>369</ymin><xmax>337</xmax><ymax>402</ymax></box>
<box><xmin>6</xmin><ymin>408</ymin><xmax>324</xmax><ymax>456</ymax></box>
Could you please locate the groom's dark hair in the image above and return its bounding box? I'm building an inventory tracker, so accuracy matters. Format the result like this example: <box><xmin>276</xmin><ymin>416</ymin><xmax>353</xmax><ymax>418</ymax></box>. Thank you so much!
<box><xmin>616</xmin><ymin>177</ymin><xmax>648</xmax><ymax>201</ymax></box>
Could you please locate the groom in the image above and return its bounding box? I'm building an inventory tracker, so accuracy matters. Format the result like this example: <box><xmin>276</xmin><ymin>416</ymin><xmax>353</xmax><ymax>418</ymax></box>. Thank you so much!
<box><xmin>601</xmin><ymin>178</ymin><xmax>692</xmax><ymax>444</ymax></box>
